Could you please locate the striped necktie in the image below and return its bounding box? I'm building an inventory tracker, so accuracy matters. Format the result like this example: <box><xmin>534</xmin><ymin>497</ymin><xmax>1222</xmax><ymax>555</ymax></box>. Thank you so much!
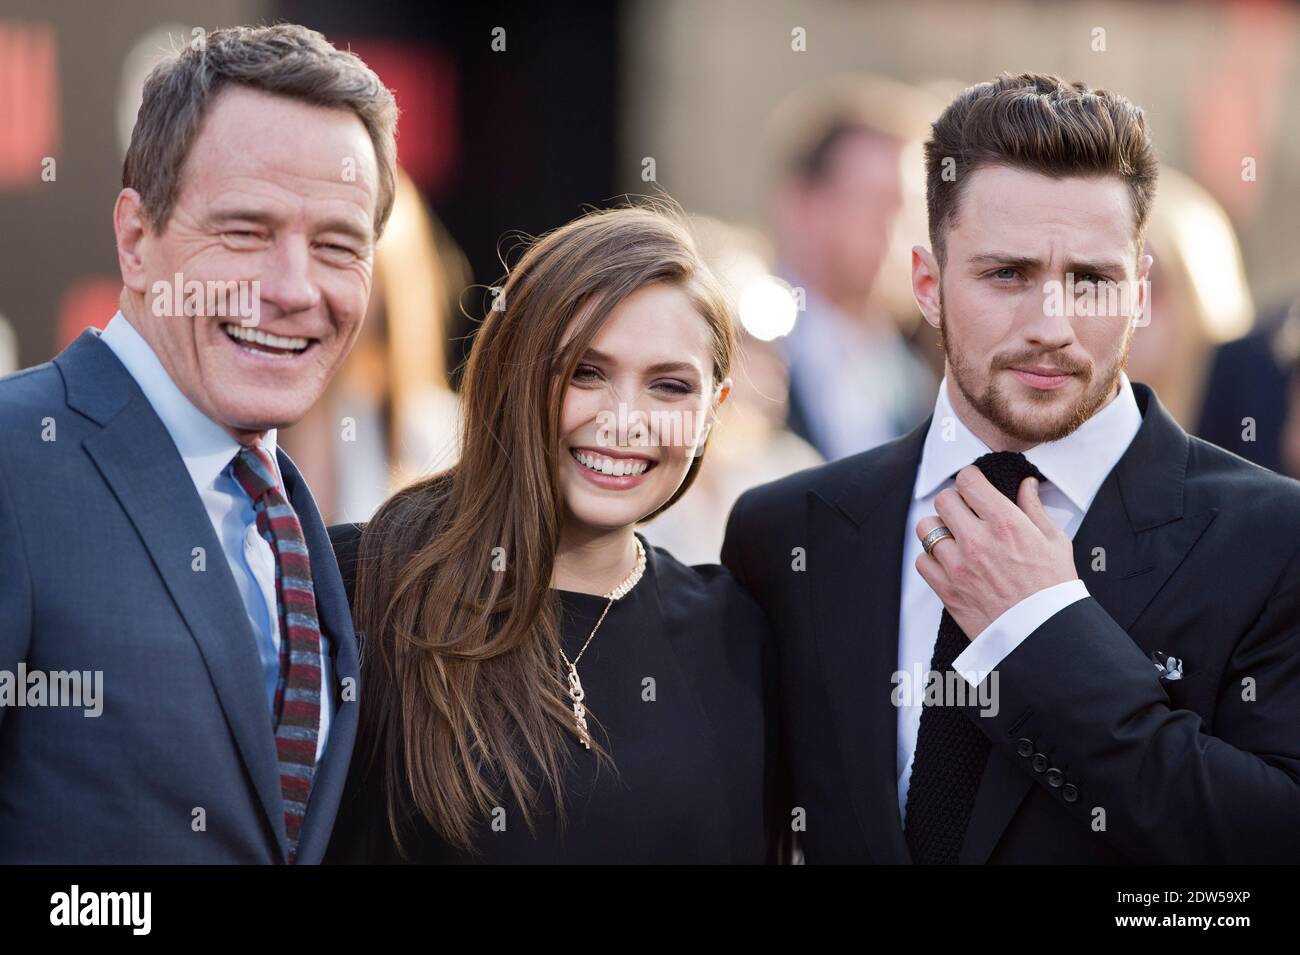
<box><xmin>231</xmin><ymin>444</ymin><xmax>322</xmax><ymax>863</ymax></box>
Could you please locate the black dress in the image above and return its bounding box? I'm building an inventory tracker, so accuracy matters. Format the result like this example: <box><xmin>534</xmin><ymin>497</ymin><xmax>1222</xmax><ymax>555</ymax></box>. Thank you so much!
<box><xmin>324</xmin><ymin>524</ymin><xmax>781</xmax><ymax>864</ymax></box>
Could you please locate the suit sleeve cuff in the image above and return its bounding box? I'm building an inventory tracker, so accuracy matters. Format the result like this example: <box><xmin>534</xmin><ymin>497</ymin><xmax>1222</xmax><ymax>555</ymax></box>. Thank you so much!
<box><xmin>953</xmin><ymin>579</ymin><xmax>1090</xmax><ymax>686</ymax></box>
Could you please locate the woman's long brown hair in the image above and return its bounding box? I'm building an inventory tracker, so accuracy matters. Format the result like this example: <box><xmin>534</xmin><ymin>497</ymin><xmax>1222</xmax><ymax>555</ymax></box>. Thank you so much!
<box><xmin>350</xmin><ymin>204</ymin><xmax>737</xmax><ymax>853</ymax></box>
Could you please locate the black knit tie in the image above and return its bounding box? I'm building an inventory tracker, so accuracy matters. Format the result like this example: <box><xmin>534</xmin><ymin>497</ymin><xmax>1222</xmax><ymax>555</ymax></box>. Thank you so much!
<box><xmin>903</xmin><ymin>450</ymin><xmax>1045</xmax><ymax>864</ymax></box>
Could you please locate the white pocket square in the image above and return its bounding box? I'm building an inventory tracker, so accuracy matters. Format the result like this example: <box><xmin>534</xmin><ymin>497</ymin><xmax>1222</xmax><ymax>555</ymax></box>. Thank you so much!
<box><xmin>1151</xmin><ymin>650</ymin><xmax>1183</xmax><ymax>681</ymax></box>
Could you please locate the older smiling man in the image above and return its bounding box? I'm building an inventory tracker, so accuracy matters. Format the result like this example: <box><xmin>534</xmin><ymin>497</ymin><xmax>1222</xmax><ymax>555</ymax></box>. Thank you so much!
<box><xmin>0</xmin><ymin>24</ymin><xmax>397</xmax><ymax>863</ymax></box>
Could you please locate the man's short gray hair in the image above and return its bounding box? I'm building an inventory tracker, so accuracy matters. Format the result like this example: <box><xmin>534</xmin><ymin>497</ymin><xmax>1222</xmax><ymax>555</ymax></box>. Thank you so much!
<box><xmin>122</xmin><ymin>23</ymin><xmax>399</xmax><ymax>238</ymax></box>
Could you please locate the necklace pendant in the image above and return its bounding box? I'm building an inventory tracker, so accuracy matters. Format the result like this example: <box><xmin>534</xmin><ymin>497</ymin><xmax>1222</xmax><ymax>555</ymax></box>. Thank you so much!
<box><xmin>561</xmin><ymin>538</ymin><xmax>645</xmax><ymax>754</ymax></box>
<box><xmin>567</xmin><ymin>664</ymin><xmax>591</xmax><ymax>749</ymax></box>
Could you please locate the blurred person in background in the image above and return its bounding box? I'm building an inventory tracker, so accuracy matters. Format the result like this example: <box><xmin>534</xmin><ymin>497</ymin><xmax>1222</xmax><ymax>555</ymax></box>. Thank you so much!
<box><xmin>1274</xmin><ymin>302</ymin><xmax>1300</xmax><ymax>478</ymax></box>
<box><xmin>1127</xmin><ymin>167</ymin><xmax>1253</xmax><ymax>430</ymax></box>
<box><xmin>881</xmin><ymin>79</ymin><xmax>976</xmax><ymax>386</ymax></box>
<box><xmin>0</xmin><ymin>315</ymin><xmax>16</xmax><ymax>376</ymax></box>
<box><xmin>1197</xmin><ymin>291</ymin><xmax>1300</xmax><ymax>473</ymax></box>
<box><xmin>765</xmin><ymin>74</ymin><xmax>937</xmax><ymax>460</ymax></box>
<box><xmin>279</xmin><ymin>169</ymin><xmax>467</xmax><ymax>524</ymax></box>
<box><xmin>641</xmin><ymin>217</ymin><xmax>822</xmax><ymax>563</ymax></box>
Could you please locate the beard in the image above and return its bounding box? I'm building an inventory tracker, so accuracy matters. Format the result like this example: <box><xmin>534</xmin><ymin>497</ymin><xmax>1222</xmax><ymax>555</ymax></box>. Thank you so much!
<box><xmin>938</xmin><ymin>300</ymin><xmax>1132</xmax><ymax>445</ymax></box>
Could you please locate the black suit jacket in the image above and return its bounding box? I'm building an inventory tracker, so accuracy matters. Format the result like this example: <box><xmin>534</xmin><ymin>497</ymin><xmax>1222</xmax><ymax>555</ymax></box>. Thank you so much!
<box><xmin>722</xmin><ymin>383</ymin><xmax>1300</xmax><ymax>863</ymax></box>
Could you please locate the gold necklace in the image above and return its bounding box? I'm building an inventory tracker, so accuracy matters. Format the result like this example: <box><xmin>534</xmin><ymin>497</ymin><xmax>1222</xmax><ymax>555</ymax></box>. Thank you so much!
<box><xmin>559</xmin><ymin>535</ymin><xmax>647</xmax><ymax>749</ymax></box>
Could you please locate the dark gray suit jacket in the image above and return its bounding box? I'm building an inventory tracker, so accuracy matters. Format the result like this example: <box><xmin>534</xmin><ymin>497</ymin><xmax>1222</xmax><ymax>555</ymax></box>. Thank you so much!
<box><xmin>0</xmin><ymin>329</ymin><xmax>360</xmax><ymax>863</ymax></box>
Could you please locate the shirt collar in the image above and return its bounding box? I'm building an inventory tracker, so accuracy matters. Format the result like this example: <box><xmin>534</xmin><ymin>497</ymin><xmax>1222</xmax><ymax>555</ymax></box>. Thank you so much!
<box><xmin>914</xmin><ymin>371</ymin><xmax>1142</xmax><ymax>513</ymax></box>
<box><xmin>99</xmin><ymin>312</ymin><xmax>278</xmax><ymax>492</ymax></box>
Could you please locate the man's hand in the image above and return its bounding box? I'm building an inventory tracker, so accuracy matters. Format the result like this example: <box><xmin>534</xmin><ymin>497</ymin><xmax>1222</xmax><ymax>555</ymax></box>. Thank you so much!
<box><xmin>915</xmin><ymin>466</ymin><xmax>1078</xmax><ymax>639</ymax></box>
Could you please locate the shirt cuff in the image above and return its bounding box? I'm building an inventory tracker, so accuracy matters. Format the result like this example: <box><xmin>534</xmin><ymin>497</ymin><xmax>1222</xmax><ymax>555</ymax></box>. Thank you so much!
<box><xmin>952</xmin><ymin>579</ymin><xmax>1089</xmax><ymax>687</ymax></box>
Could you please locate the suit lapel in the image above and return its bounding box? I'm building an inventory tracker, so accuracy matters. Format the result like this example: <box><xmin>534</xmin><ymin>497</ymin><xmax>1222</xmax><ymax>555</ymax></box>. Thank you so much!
<box><xmin>960</xmin><ymin>384</ymin><xmax>1216</xmax><ymax>863</ymax></box>
<box><xmin>279</xmin><ymin>449</ymin><xmax>360</xmax><ymax>862</ymax></box>
<box><xmin>80</xmin><ymin>394</ymin><xmax>290</xmax><ymax>857</ymax></box>
<box><xmin>1072</xmin><ymin>388</ymin><xmax>1218</xmax><ymax>635</ymax></box>
<box><xmin>808</xmin><ymin>424</ymin><xmax>927</xmax><ymax>864</ymax></box>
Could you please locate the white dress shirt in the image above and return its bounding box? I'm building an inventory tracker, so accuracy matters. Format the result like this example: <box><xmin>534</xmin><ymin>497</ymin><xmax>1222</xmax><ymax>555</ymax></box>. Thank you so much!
<box><xmin>896</xmin><ymin>373</ymin><xmax>1142</xmax><ymax>821</ymax></box>
<box><xmin>100</xmin><ymin>313</ymin><xmax>332</xmax><ymax>760</ymax></box>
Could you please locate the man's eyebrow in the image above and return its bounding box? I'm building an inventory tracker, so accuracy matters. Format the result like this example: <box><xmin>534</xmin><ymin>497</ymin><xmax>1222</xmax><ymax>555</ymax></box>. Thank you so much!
<box><xmin>1064</xmin><ymin>258</ymin><xmax>1128</xmax><ymax>277</ymax></box>
<box><xmin>967</xmin><ymin>252</ymin><xmax>1128</xmax><ymax>276</ymax></box>
<box><xmin>316</xmin><ymin>217</ymin><xmax>372</xmax><ymax>244</ymax></box>
<box><xmin>208</xmin><ymin>208</ymin><xmax>278</xmax><ymax>227</ymax></box>
<box><xmin>968</xmin><ymin>253</ymin><xmax>1042</xmax><ymax>271</ymax></box>
<box><xmin>584</xmin><ymin>348</ymin><xmax>701</xmax><ymax>376</ymax></box>
<box><xmin>208</xmin><ymin>208</ymin><xmax>372</xmax><ymax>243</ymax></box>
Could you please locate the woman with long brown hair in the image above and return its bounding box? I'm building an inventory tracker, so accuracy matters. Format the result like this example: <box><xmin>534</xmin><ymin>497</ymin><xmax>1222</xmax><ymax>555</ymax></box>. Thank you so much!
<box><xmin>325</xmin><ymin>205</ymin><xmax>782</xmax><ymax>863</ymax></box>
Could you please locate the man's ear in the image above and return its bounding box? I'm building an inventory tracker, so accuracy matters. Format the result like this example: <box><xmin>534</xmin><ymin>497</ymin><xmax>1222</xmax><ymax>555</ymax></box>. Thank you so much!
<box><xmin>114</xmin><ymin>189</ymin><xmax>151</xmax><ymax>294</ymax></box>
<box><xmin>911</xmin><ymin>244</ymin><xmax>942</xmax><ymax>330</ymax></box>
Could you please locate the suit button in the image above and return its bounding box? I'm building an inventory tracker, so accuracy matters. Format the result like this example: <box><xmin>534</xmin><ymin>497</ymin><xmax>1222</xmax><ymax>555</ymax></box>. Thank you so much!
<box><xmin>1031</xmin><ymin>753</ymin><xmax>1049</xmax><ymax>773</ymax></box>
<box><xmin>1016</xmin><ymin>738</ymin><xmax>1034</xmax><ymax>757</ymax></box>
<box><xmin>1047</xmin><ymin>768</ymin><xmax>1064</xmax><ymax>788</ymax></box>
<box><xmin>1063</xmin><ymin>783</ymin><xmax>1079</xmax><ymax>803</ymax></box>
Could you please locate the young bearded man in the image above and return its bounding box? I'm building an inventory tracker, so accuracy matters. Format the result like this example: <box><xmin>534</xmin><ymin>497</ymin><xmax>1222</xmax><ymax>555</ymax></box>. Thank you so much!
<box><xmin>723</xmin><ymin>73</ymin><xmax>1300</xmax><ymax>864</ymax></box>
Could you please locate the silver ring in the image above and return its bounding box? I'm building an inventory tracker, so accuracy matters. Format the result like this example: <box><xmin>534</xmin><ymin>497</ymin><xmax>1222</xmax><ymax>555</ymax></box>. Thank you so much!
<box><xmin>921</xmin><ymin>525</ymin><xmax>955</xmax><ymax>556</ymax></box>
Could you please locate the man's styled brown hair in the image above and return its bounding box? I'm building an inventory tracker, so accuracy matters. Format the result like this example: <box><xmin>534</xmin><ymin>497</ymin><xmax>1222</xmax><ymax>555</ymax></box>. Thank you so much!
<box><xmin>122</xmin><ymin>23</ymin><xmax>399</xmax><ymax>238</ymax></box>
<box><xmin>924</xmin><ymin>72</ymin><xmax>1158</xmax><ymax>266</ymax></box>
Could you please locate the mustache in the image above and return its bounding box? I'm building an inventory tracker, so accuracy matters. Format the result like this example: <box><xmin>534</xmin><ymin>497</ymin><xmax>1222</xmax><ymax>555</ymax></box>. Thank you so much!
<box><xmin>991</xmin><ymin>352</ymin><xmax>1091</xmax><ymax>376</ymax></box>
